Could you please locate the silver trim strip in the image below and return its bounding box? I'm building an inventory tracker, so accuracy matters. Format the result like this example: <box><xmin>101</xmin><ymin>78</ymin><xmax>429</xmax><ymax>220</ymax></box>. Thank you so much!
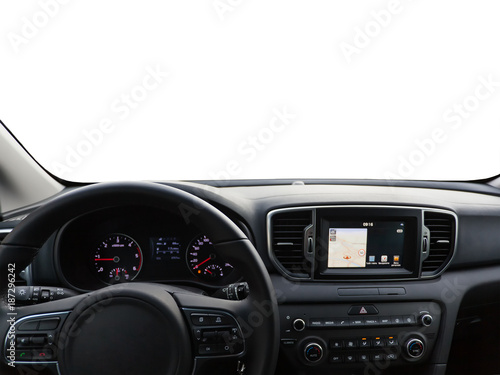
<box><xmin>267</xmin><ymin>205</ymin><xmax>458</xmax><ymax>282</ymax></box>
<box><xmin>0</xmin><ymin>228</ymin><xmax>13</xmax><ymax>234</ymax></box>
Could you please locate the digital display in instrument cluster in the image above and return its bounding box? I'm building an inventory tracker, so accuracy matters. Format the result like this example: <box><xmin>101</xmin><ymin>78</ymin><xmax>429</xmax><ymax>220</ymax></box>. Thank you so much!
<box><xmin>151</xmin><ymin>237</ymin><xmax>182</xmax><ymax>261</ymax></box>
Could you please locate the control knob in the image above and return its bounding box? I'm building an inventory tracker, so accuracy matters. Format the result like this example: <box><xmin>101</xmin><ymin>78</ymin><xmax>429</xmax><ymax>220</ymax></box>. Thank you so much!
<box><xmin>405</xmin><ymin>338</ymin><xmax>425</xmax><ymax>359</ymax></box>
<box><xmin>304</xmin><ymin>342</ymin><xmax>323</xmax><ymax>363</ymax></box>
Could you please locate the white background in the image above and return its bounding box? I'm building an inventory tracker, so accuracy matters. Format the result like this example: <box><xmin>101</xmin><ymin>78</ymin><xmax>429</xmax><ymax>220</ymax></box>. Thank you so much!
<box><xmin>1</xmin><ymin>1</ymin><xmax>499</xmax><ymax>182</ymax></box>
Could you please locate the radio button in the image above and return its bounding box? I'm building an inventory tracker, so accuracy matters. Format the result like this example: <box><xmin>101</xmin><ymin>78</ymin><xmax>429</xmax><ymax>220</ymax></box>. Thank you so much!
<box><xmin>403</xmin><ymin>315</ymin><xmax>416</xmax><ymax>325</ymax></box>
<box><xmin>379</xmin><ymin>317</ymin><xmax>392</xmax><ymax>325</ymax></box>
<box><xmin>335</xmin><ymin>318</ymin><xmax>350</xmax><ymax>327</ymax></box>
<box><xmin>365</xmin><ymin>317</ymin><xmax>379</xmax><ymax>326</ymax></box>
<box><xmin>391</xmin><ymin>316</ymin><xmax>404</xmax><ymax>325</ymax></box>
<box><xmin>309</xmin><ymin>318</ymin><xmax>324</xmax><ymax>328</ymax></box>
<box><xmin>349</xmin><ymin>317</ymin><xmax>365</xmax><ymax>326</ymax></box>
<box><xmin>324</xmin><ymin>319</ymin><xmax>336</xmax><ymax>327</ymax></box>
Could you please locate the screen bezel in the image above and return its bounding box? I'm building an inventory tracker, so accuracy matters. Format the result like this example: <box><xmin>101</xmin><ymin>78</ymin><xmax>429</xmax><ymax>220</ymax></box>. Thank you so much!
<box><xmin>315</xmin><ymin>207</ymin><xmax>421</xmax><ymax>280</ymax></box>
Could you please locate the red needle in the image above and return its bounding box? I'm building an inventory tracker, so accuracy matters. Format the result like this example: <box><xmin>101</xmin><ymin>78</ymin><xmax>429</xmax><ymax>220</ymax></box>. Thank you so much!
<box><xmin>194</xmin><ymin>257</ymin><xmax>211</xmax><ymax>269</ymax></box>
<box><xmin>116</xmin><ymin>269</ymin><xmax>118</xmax><ymax>276</ymax></box>
<box><xmin>95</xmin><ymin>258</ymin><xmax>115</xmax><ymax>261</ymax></box>
<box><xmin>205</xmin><ymin>269</ymin><xmax>212</xmax><ymax>274</ymax></box>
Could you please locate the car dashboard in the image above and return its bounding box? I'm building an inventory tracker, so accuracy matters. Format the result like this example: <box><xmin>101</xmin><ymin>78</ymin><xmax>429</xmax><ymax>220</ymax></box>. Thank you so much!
<box><xmin>3</xmin><ymin>180</ymin><xmax>500</xmax><ymax>375</ymax></box>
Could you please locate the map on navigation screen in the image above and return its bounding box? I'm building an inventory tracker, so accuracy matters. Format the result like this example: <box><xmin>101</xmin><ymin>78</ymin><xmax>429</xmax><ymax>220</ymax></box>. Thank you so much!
<box><xmin>327</xmin><ymin>228</ymin><xmax>368</xmax><ymax>268</ymax></box>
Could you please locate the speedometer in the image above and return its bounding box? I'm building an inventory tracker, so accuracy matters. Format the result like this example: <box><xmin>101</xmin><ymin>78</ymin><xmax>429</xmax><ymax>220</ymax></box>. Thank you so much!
<box><xmin>186</xmin><ymin>235</ymin><xmax>233</xmax><ymax>281</ymax></box>
<box><xmin>93</xmin><ymin>234</ymin><xmax>143</xmax><ymax>284</ymax></box>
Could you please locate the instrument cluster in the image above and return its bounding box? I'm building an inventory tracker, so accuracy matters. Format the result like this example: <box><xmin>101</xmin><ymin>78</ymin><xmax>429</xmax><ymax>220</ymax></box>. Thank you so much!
<box><xmin>56</xmin><ymin>206</ymin><xmax>241</xmax><ymax>291</ymax></box>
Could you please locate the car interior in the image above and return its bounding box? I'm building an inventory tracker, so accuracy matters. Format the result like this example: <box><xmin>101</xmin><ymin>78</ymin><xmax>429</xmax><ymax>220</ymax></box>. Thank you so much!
<box><xmin>1</xmin><ymin>2</ymin><xmax>500</xmax><ymax>375</ymax></box>
<box><xmin>2</xmin><ymin>122</ymin><xmax>500</xmax><ymax>375</ymax></box>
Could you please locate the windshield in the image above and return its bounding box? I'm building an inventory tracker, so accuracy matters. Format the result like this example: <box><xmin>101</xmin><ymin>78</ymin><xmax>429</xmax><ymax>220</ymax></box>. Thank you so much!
<box><xmin>1</xmin><ymin>1</ymin><xmax>499</xmax><ymax>182</ymax></box>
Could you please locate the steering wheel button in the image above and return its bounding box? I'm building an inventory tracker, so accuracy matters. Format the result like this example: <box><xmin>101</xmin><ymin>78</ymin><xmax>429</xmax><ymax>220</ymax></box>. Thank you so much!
<box><xmin>199</xmin><ymin>343</ymin><xmax>217</xmax><ymax>355</ymax></box>
<box><xmin>16</xmin><ymin>336</ymin><xmax>30</xmax><ymax>346</ymax></box>
<box><xmin>209</xmin><ymin>314</ymin><xmax>232</xmax><ymax>325</ymax></box>
<box><xmin>30</xmin><ymin>336</ymin><xmax>46</xmax><ymax>346</ymax></box>
<box><xmin>38</xmin><ymin>318</ymin><xmax>60</xmax><ymax>330</ymax></box>
<box><xmin>32</xmin><ymin>349</ymin><xmax>53</xmax><ymax>360</ymax></box>
<box><xmin>15</xmin><ymin>350</ymin><xmax>33</xmax><ymax>361</ymax></box>
<box><xmin>18</xmin><ymin>320</ymin><xmax>40</xmax><ymax>331</ymax></box>
<box><xmin>191</xmin><ymin>313</ymin><xmax>209</xmax><ymax>326</ymax></box>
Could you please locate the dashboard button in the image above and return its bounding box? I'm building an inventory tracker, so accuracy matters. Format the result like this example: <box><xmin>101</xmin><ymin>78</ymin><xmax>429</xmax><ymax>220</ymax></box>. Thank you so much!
<box><xmin>403</xmin><ymin>315</ymin><xmax>416</xmax><ymax>325</ymax></box>
<box><xmin>372</xmin><ymin>353</ymin><xmax>385</xmax><ymax>361</ymax></box>
<box><xmin>373</xmin><ymin>338</ymin><xmax>385</xmax><ymax>347</ymax></box>
<box><xmin>387</xmin><ymin>337</ymin><xmax>398</xmax><ymax>346</ymax></box>
<box><xmin>349</xmin><ymin>317</ymin><xmax>364</xmax><ymax>326</ymax></box>
<box><xmin>379</xmin><ymin>317</ymin><xmax>392</xmax><ymax>325</ymax></box>
<box><xmin>359</xmin><ymin>338</ymin><xmax>371</xmax><ymax>348</ymax></box>
<box><xmin>387</xmin><ymin>353</ymin><xmax>398</xmax><ymax>360</ymax></box>
<box><xmin>365</xmin><ymin>317</ymin><xmax>379</xmax><ymax>326</ymax></box>
<box><xmin>345</xmin><ymin>354</ymin><xmax>357</xmax><ymax>363</ymax></box>
<box><xmin>335</xmin><ymin>318</ymin><xmax>350</xmax><ymax>327</ymax></box>
<box><xmin>359</xmin><ymin>353</ymin><xmax>369</xmax><ymax>362</ymax></box>
<box><xmin>323</xmin><ymin>318</ymin><xmax>335</xmax><ymax>327</ymax></box>
<box><xmin>330</xmin><ymin>354</ymin><xmax>343</xmax><ymax>363</ymax></box>
<box><xmin>329</xmin><ymin>339</ymin><xmax>343</xmax><ymax>350</ymax></box>
<box><xmin>281</xmin><ymin>339</ymin><xmax>297</xmax><ymax>347</ymax></box>
<box><xmin>345</xmin><ymin>339</ymin><xmax>357</xmax><ymax>349</ymax></box>
<box><xmin>391</xmin><ymin>316</ymin><xmax>404</xmax><ymax>325</ymax></box>
<box><xmin>309</xmin><ymin>318</ymin><xmax>324</xmax><ymax>328</ymax></box>
<box><xmin>348</xmin><ymin>305</ymin><xmax>379</xmax><ymax>315</ymax></box>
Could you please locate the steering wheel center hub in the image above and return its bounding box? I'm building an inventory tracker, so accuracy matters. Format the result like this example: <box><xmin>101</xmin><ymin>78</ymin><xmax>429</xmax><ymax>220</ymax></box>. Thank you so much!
<box><xmin>57</xmin><ymin>284</ymin><xmax>191</xmax><ymax>375</ymax></box>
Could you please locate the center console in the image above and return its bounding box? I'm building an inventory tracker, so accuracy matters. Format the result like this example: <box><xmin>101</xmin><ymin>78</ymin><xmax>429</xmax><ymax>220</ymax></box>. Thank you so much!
<box><xmin>268</xmin><ymin>205</ymin><xmax>457</xmax><ymax>374</ymax></box>
<box><xmin>278</xmin><ymin>302</ymin><xmax>440</xmax><ymax>373</ymax></box>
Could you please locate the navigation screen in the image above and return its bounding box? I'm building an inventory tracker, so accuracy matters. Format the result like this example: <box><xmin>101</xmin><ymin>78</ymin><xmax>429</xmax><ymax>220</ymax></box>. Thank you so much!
<box><xmin>327</xmin><ymin>221</ymin><xmax>404</xmax><ymax>268</ymax></box>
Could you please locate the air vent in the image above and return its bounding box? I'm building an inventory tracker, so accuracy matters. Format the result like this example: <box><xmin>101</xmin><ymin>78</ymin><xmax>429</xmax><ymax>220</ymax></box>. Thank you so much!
<box><xmin>422</xmin><ymin>211</ymin><xmax>456</xmax><ymax>275</ymax></box>
<box><xmin>270</xmin><ymin>210</ymin><xmax>312</xmax><ymax>278</ymax></box>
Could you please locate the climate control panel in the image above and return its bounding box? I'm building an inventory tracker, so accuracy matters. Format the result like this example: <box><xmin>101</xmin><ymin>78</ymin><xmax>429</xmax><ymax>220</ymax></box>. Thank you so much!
<box><xmin>278</xmin><ymin>302</ymin><xmax>440</xmax><ymax>371</ymax></box>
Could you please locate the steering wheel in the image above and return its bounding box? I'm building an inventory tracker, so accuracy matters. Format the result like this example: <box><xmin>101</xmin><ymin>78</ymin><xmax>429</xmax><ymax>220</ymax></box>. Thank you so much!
<box><xmin>0</xmin><ymin>182</ymin><xmax>279</xmax><ymax>375</ymax></box>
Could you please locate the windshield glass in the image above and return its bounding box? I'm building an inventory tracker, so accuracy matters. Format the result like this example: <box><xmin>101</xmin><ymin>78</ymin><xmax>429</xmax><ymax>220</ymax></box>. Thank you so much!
<box><xmin>1</xmin><ymin>1</ymin><xmax>499</xmax><ymax>182</ymax></box>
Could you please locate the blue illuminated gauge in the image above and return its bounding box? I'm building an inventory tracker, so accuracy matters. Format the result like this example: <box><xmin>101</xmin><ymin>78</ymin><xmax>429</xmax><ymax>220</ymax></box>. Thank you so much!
<box><xmin>186</xmin><ymin>235</ymin><xmax>234</xmax><ymax>281</ymax></box>
<box><xmin>93</xmin><ymin>234</ymin><xmax>143</xmax><ymax>284</ymax></box>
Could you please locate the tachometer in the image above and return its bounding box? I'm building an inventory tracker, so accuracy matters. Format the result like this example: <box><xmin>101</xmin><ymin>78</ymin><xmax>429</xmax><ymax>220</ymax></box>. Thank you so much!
<box><xmin>186</xmin><ymin>235</ymin><xmax>233</xmax><ymax>281</ymax></box>
<box><xmin>93</xmin><ymin>234</ymin><xmax>143</xmax><ymax>284</ymax></box>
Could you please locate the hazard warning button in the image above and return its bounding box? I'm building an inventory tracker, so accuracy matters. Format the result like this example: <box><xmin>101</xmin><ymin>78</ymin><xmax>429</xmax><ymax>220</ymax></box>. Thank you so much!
<box><xmin>347</xmin><ymin>305</ymin><xmax>379</xmax><ymax>315</ymax></box>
